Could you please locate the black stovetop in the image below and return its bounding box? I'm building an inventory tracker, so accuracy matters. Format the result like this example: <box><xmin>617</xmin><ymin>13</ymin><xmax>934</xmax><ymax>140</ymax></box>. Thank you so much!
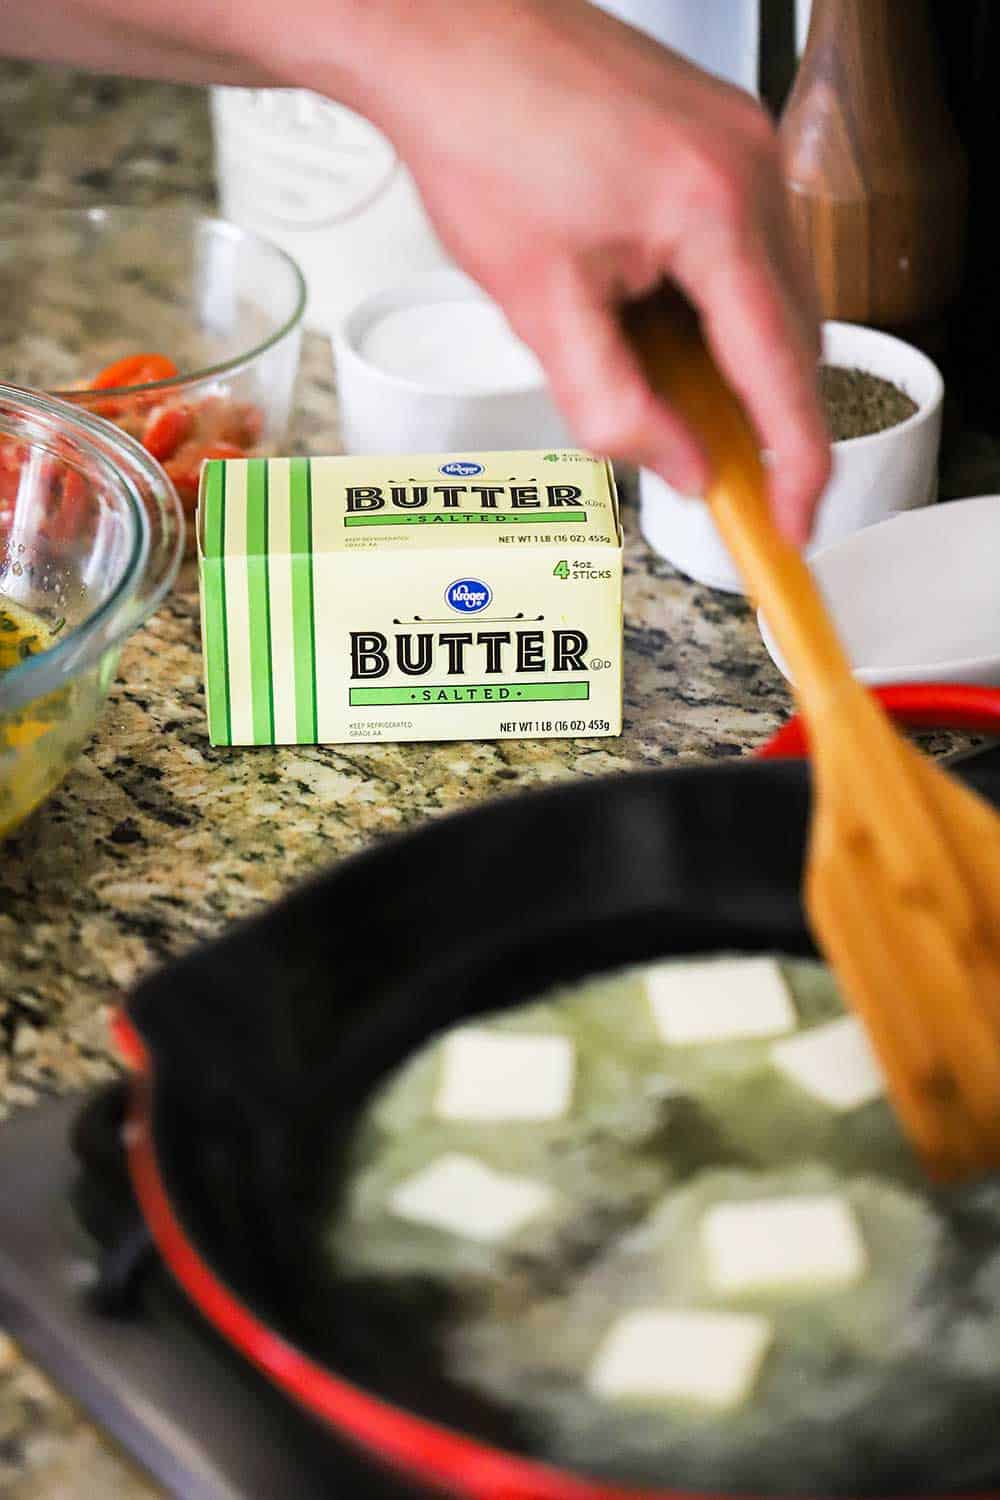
<box><xmin>0</xmin><ymin>1085</ymin><xmax>422</xmax><ymax>1500</ymax></box>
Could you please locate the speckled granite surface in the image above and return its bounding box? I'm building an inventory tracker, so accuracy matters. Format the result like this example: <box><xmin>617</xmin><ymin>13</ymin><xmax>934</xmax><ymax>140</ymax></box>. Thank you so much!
<box><xmin>0</xmin><ymin>67</ymin><xmax>805</xmax><ymax>1115</ymax></box>
<box><xmin>0</xmin><ymin>60</ymin><xmax>982</xmax><ymax>1500</ymax></box>
<box><xmin>0</xmin><ymin>380</ymin><xmax>800</xmax><ymax>1118</ymax></box>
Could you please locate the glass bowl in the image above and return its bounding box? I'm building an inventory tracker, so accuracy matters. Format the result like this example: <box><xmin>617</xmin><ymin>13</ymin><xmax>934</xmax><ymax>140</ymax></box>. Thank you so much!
<box><xmin>0</xmin><ymin>205</ymin><xmax>306</xmax><ymax>518</ymax></box>
<box><xmin>0</xmin><ymin>383</ymin><xmax>183</xmax><ymax>839</ymax></box>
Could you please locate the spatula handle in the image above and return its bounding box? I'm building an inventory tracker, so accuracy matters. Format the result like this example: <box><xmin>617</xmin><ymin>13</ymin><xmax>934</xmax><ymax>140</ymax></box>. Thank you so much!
<box><xmin>625</xmin><ymin>290</ymin><xmax>856</xmax><ymax>722</ymax></box>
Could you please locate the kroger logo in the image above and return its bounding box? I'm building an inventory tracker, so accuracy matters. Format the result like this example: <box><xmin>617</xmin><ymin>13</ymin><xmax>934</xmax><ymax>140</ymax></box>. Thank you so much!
<box><xmin>446</xmin><ymin>578</ymin><xmax>492</xmax><ymax>614</ymax></box>
<box><xmin>439</xmin><ymin>460</ymin><xmax>484</xmax><ymax>477</ymax></box>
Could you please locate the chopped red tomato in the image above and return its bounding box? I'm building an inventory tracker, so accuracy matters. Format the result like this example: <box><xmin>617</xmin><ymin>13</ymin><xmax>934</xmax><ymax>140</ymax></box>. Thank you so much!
<box><xmin>87</xmin><ymin>354</ymin><xmax>180</xmax><ymax>418</ymax></box>
<box><xmin>52</xmin><ymin>468</ymin><xmax>93</xmax><ymax>542</ymax></box>
<box><xmin>141</xmin><ymin>404</ymin><xmax>194</xmax><ymax>462</ymax></box>
<box><xmin>0</xmin><ymin>451</ymin><xmax>93</xmax><ymax>546</ymax></box>
<box><xmin>83</xmin><ymin>359</ymin><xmax>265</xmax><ymax>503</ymax></box>
<box><xmin>2</xmin><ymin>353</ymin><xmax>266</xmax><ymax>552</ymax></box>
<box><xmin>0</xmin><ymin>438</ymin><xmax>28</xmax><ymax>474</ymax></box>
<box><xmin>0</xmin><ymin>468</ymin><xmax>19</xmax><ymax>509</ymax></box>
<box><xmin>90</xmin><ymin>353</ymin><xmax>179</xmax><ymax>390</ymax></box>
<box><xmin>216</xmin><ymin>402</ymin><xmax>264</xmax><ymax>449</ymax></box>
<box><xmin>165</xmin><ymin>440</ymin><xmax>246</xmax><ymax>514</ymax></box>
<box><xmin>89</xmin><ymin>360</ymin><xmax>267</xmax><ymax>529</ymax></box>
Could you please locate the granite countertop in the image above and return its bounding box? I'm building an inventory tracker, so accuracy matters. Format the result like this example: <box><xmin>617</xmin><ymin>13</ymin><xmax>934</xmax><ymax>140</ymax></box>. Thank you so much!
<box><xmin>0</xmin><ymin>61</ymin><xmax>983</xmax><ymax>1500</ymax></box>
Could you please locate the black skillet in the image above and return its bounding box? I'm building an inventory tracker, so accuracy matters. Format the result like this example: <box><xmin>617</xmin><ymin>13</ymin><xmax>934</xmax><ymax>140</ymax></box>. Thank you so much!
<box><xmin>117</xmin><ymin>685</ymin><xmax>1000</xmax><ymax>1500</ymax></box>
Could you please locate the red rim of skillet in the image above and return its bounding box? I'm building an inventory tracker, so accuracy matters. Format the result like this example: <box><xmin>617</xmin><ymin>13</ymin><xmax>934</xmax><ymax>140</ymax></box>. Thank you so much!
<box><xmin>116</xmin><ymin>681</ymin><xmax>1000</xmax><ymax>1500</ymax></box>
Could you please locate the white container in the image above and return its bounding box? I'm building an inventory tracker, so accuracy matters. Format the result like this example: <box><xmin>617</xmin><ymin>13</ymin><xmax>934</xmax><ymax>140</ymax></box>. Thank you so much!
<box><xmin>639</xmin><ymin>321</ymin><xmax>944</xmax><ymax>593</ymax></box>
<box><xmin>211</xmin><ymin>88</ymin><xmax>449</xmax><ymax>332</ymax></box>
<box><xmin>758</xmin><ymin>495</ymin><xmax>1000</xmax><ymax>688</ymax></box>
<box><xmin>334</xmin><ymin>269</ymin><xmax>571</xmax><ymax>455</ymax></box>
<box><xmin>592</xmin><ymin>0</ymin><xmax>760</xmax><ymax>94</ymax></box>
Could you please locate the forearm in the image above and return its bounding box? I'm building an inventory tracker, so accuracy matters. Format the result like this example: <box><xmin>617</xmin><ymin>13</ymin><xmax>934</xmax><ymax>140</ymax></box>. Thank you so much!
<box><xmin>2</xmin><ymin>0</ymin><xmax>256</xmax><ymax>84</ymax></box>
<box><xmin>0</xmin><ymin>0</ymin><xmax>436</xmax><ymax>114</ymax></box>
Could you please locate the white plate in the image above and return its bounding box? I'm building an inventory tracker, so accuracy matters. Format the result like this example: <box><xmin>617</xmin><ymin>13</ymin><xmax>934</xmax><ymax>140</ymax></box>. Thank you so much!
<box><xmin>758</xmin><ymin>496</ymin><xmax>1000</xmax><ymax>686</ymax></box>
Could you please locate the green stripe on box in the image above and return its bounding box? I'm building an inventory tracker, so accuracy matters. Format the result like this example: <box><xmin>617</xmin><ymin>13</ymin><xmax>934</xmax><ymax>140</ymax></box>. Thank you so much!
<box><xmin>245</xmin><ymin>458</ymin><xmax>274</xmax><ymax>744</ymax></box>
<box><xmin>201</xmin><ymin>461</ymin><xmax>231</xmax><ymax>745</ymax></box>
<box><xmin>349</xmin><ymin>683</ymin><xmax>591</xmax><ymax>707</ymax></box>
<box><xmin>344</xmin><ymin>511</ymin><xmax>588</xmax><ymax>528</ymax></box>
<box><xmin>203</xmin><ymin>459</ymin><xmax>225</xmax><ymax>559</ymax></box>
<box><xmin>289</xmin><ymin>457</ymin><xmax>318</xmax><ymax>743</ymax></box>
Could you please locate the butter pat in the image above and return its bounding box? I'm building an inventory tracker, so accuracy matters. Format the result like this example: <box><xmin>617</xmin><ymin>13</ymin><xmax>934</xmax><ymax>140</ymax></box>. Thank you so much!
<box><xmin>701</xmin><ymin>1194</ymin><xmax>868</xmax><ymax>1296</ymax></box>
<box><xmin>389</xmin><ymin>1153</ymin><xmax>554</xmax><ymax>1242</ymax></box>
<box><xmin>588</xmin><ymin>1307</ymin><xmax>773</xmax><ymax>1410</ymax></box>
<box><xmin>646</xmin><ymin>957</ymin><xmax>796</xmax><ymax>1046</ymax></box>
<box><xmin>197</xmin><ymin>451</ymin><xmax>622</xmax><ymax>746</ymax></box>
<box><xmin>772</xmin><ymin>1015</ymin><xmax>885</xmax><ymax>1111</ymax></box>
<box><xmin>435</xmin><ymin>1028</ymin><xmax>575</xmax><ymax>1122</ymax></box>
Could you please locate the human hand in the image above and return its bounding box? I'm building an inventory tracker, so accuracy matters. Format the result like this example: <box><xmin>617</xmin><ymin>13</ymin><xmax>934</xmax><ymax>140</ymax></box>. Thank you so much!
<box><xmin>342</xmin><ymin>0</ymin><xmax>830</xmax><ymax>543</ymax></box>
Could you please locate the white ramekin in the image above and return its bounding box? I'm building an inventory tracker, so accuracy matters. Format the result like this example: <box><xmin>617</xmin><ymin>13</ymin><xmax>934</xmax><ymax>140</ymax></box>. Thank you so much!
<box><xmin>639</xmin><ymin>321</ymin><xmax>945</xmax><ymax>594</ymax></box>
<box><xmin>332</xmin><ymin>269</ymin><xmax>571</xmax><ymax>455</ymax></box>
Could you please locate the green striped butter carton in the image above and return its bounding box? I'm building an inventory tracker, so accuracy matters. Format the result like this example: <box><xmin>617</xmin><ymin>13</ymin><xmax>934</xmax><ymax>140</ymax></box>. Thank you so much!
<box><xmin>197</xmin><ymin>451</ymin><xmax>623</xmax><ymax>746</ymax></box>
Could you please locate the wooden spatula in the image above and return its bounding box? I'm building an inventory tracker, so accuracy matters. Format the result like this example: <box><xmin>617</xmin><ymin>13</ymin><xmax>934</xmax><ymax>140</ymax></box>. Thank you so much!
<box><xmin>626</xmin><ymin>288</ymin><xmax>1000</xmax><ymax>1181</ymax></box>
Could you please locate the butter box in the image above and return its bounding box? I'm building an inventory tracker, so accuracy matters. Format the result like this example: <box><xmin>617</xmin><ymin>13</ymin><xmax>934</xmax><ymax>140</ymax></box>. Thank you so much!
<box><xmin>197</xmin><ymin>451</ymin><xmax>623</xmax><ymax>746</ymax></box>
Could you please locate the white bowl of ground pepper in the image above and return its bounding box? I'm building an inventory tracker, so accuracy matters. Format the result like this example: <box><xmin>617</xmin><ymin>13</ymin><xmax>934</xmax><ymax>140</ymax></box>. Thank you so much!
<box><xmin>639</xmin><ymin>320</ymin><xmax>944</xmax><ymax>594</ymax></box>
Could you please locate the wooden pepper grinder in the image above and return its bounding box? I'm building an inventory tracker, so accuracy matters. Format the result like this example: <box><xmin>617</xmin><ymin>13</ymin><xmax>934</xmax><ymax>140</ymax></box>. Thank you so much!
<box><xmin>780</xmin><ymin>0</ymin><xmax>967</xmax><ymax>344</ymax></box>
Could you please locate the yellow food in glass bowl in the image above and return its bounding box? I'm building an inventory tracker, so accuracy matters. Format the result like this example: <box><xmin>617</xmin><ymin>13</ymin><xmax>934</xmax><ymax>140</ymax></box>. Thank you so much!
<box><xmin>0</xmin><ymin>598</ymin><xmax>109</xmax><ymax>839</ymax></box>
<box><xmin>0</xmin><ymin>384</ymin><xmax>183</xmax><ymax>841</ymax></box>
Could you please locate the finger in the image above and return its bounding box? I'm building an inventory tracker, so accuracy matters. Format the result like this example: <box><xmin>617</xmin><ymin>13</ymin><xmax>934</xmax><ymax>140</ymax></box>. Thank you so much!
<box><xmin>672</xmin><ymin>229</ymin><xmax>831</xmax><ymax>544</ymax></box>
<box><xmin>509</xmin><ymin>264</ymin><xmax>710</xmax><ymax>495</ymax></box>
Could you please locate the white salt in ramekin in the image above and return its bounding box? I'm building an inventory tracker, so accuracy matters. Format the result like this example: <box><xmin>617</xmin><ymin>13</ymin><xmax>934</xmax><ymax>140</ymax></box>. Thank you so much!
<box><xmin>332</xmin><ymin>268</ymin><xmax>570</xmax><ymax>455</ymax></box>
<box><xmin>639</xmin><ymin>321</ymin><xmax>945</xmax><ymax>594</ymax></box>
